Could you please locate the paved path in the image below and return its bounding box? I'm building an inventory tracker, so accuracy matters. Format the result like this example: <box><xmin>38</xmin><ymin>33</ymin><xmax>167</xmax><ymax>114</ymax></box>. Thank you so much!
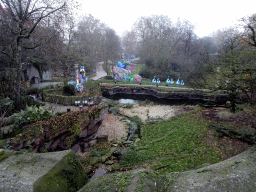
<box><xmin>31</xmin><ymin>62</ymin><xmax>106</xmax><ymax>89</ymax></box>
<box><xmin>31</xmin><ymin>82</ymin><xmax>63</xmax><ymax>89</ymax></box>
<box><xmin>92</xmin><ymin>62</ymin><xmax>107</xmax><ymax>80</ymax></box>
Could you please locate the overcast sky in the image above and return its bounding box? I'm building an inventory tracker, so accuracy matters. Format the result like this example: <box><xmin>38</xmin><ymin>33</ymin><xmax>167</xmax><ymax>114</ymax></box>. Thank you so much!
<box><xmin>77</xmin><ymin>0</ymin><xmax>256</xmax><ymax>38</ymax></box>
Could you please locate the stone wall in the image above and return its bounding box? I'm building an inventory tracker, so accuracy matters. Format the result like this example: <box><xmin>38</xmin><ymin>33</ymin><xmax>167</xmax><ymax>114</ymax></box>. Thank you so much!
<box><xmin>101</xmin><ymin>86</ymin><xmax>229</xmax><ymax>104</ymax></box>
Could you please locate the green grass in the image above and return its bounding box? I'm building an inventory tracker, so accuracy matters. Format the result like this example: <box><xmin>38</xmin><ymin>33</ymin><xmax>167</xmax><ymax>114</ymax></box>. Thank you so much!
<box><xmin>135</xmin><ymin>110</ymin><xmax>223</xmax><ymax>175</ymax></box>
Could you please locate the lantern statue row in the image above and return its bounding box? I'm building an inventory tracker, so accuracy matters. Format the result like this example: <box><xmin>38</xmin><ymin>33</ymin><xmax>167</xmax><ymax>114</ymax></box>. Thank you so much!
<box><xmin>152</xmin><ymin>76</ymin><xmax>184</xmax><ymax>86</ymax></box>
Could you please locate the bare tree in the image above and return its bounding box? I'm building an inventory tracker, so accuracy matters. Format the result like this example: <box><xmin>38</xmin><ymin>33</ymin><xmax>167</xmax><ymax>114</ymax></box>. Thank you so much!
<box><xmin>0</xmin><ymin>0</ymin><xmax>67</xmax><ymax>107</ymax></box>
<box><xmin>73</xmin><ymin>14</ymin><xmax>121</xmax><ymax>74</ymax></box>
<box><xmin>122</xmin><ymin>31</ymin><xmax>137</xmax><ymax>55</ymax></box>
<box><xmin>240</xmin><ymin>14</ymin><xmax>256</xmax><ymax>48</ymax></box>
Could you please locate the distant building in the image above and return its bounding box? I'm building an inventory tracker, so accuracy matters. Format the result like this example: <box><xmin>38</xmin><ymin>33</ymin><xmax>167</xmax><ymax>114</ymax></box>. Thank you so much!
<box><xmin>21</xmin><ymin>63</ymin><xmax>52</xmax><ymax>85</ymax></box>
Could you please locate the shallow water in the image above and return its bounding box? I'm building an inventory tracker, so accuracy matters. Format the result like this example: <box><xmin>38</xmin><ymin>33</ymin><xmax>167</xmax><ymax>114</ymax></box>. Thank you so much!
<box><xmin>117</xmin><ymin>99</ymin><xmax>140</xmax><ymax>104</ymax></box>
<box><xmin>108</xmin><ymin>93</ymin><xmax>199</xmax><ymax>106</ymax></box>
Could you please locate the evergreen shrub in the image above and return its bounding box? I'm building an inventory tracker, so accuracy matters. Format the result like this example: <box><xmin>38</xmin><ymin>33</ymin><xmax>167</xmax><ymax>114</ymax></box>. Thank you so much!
<box><xmin>63</xmin><ymin>84</ymin><xmax>76</xmax><ymax>96</ymax></box>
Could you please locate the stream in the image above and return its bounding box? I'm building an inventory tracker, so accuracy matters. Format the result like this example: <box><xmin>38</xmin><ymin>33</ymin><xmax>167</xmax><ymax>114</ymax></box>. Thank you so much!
<box><xmin>107</xmin><ymin>93</ymin><xmax>202</xmax><ymax>105</ymax></box>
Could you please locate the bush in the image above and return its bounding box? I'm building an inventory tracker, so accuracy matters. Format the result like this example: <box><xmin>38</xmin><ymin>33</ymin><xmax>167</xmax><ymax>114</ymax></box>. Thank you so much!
<box><xmin>11</xmin><ymin>106</ymin><xmax>52</xmax><ymax>130</ymax></box>
<box><xmin>0</xmin><ymin>97</ymin><xmax>14</xmax><ymax>117</ymax></box>
<box><xmin>83</xmin><ymin>80</ymin><xmax>101</xmax><ymax>97</ymax></box>
<box><xmin>139</xmin><ymin>67</ymin><xmax>154</xmax><ymax>79</ymax></box>
<box><xmin>129</xmin><ymin>115</ymin><xmax>143</xmax><ymax>127</ymax></box>
<box><xmin>124</xmin><ymin>103</ymin><xmax>133</xmax><ymax>109</ymax></box>
<box><xmin>90</xmin><ymin>148</ymin><xmax>101</xmax><ymax>157</ymax></box>
<box><xmin>26</xmin><ymin>87</ymin><xmax>40</xmax><ymax>96</ymax></box>
<box><xmin>104</xmin><ymin>99</ymin><xmax>118</xmax><ymax>108</ymax></box>
<box><xmin>109</xmin><ymin>106</ymin><xmax>120</xmax><ymax>115</ymax></box>
<box><xmin>63</xmin><ymin>84</ymin><xmax>76</xmax><ymax>96</ymax></box>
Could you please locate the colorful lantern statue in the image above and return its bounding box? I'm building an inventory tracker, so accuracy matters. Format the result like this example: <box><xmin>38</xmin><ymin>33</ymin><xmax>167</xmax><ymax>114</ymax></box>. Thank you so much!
<box><xmin>76</xmin><ymin>66</ymin><xmax>87</xmax><ymax>92</ymax></box>
<box><xmin>79</xmin><ymin>66</ymin><xmax>86</xmax><ymax>84</ymax></box>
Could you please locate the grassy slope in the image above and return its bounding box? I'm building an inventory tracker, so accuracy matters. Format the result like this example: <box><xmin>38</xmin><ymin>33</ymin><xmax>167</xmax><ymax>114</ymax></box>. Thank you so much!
<box><xmin>136</xmin><ymin>108</ymin><xmax>224</xmax><ymax>175</ymax></box>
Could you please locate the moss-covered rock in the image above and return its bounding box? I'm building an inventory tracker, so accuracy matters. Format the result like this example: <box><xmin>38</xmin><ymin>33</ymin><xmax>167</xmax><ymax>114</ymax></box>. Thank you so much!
<box><xmin>159</xmin><ymin>146</ymin><xmax>256</xmax><ymax>192</ymax></box>
<box><xmin>78</xmin><ymin>168</ymin><xmax>157</xmax><ymax>192</ymax></box>
<box><xmin>33</xmin><ymin>150</ymin><xmax>88</xmax><ymax>192</ymax></box>
<box><xmin>0</xmin><ymin>149</ymin><xmax>88</xmax><ymax>192</ymax></box>
<box><xmin>78</xmin><ymin>146</ymin><xmax>256</xmax><ymax>192</ymax></box>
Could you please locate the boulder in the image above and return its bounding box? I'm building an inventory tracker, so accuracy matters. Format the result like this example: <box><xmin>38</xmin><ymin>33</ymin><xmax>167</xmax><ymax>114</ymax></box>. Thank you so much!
<box><xmin>90</xmin><ymin>167</ymin><xmax>108</xmax><ymax>181</ymax></box>
<box><xmin>0</xmin><ymin>149</ymin><xmax>88</xmax><ymax>192</ymax></box>
<box><xmin>78</xmin><ymin>168</ymin><xmax>157</xmax><ymax>192</ymax></box>
<box><xmin>78</xmin><ymin>147</ymin><xmax>256</xmax><ymax>192</ymax></box>
<box><xmin>160</xmin><ymin>147</ymin><xmax>256</xmax><ymax>192</ymax></box>
<box><xmin>71</xmin><ymin>143</ymin><xmax>81</xmax><ymax>153</ymax></box>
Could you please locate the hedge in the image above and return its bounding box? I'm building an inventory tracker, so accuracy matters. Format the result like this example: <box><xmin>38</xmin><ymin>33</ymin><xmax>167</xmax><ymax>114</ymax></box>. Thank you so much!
<box><xmin>41</xmin><ymin>91</ymin><xmax>102</xmax><ymax>106</ymax></box>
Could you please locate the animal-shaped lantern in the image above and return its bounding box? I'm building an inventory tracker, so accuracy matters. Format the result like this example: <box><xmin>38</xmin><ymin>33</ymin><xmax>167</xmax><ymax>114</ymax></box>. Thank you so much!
<box><xmin>176</xmin><ymin>77</ymin><xmax>180</xmax><ymax>85</ymax></box>
<box><xmin>152</xmin><ymin>76</ymin><xmax>156</xmax><ymax>83</ymax></box>
<box><xmin>166</xmin><ymin>76</ymin><xmax>170</xmax><ymax>84</ymax></box>
<box><xmin>180</xmin><ymin>80</ymin><xmax>185</xmax><ymax>86</ymax></box>
<box><xmin>157</xmin><ymin>78</ymin><xmax>160</xmax><ymax>84</ymax></box>
<box><xmin>170</xmin><ymin>78</ymin><xmax>174</xmax><ymax>85</ymax></box>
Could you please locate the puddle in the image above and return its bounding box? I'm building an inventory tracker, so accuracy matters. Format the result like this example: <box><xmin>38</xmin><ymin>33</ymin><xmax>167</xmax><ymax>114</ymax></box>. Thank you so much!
<box><xmin>118</xmin><ymin>99</ymin><xmax>140</xmax><ymax>104</ymax></box>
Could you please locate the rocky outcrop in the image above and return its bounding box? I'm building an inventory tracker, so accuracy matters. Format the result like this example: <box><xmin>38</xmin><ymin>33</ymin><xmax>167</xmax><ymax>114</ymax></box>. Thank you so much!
<box><xmin>78</xmin><ymin>146</ymin><xmax>256</xmax><ymax>192</ymax></box>
<box><xmin>101</xmin><ymin>86</ymin><xmax>229</xmax><ymax>104</ymax></box>
<box><xmin>12</xmin><ymin>106</ymin><xmax>109</xmax><ymax>155</ymax></box>
<box><xmin>161</xmin><ymin>146</ymin><xmax>256</xmax><ymax>192</ymax></box>
<box><xmin>0</xmin><ymin>149</ymin><xmax>88</xmax><ymax>192</ymax></box>
<box><xmin>78</xmin><ymin>168</ymin><xmax>156</xmax><ymax>192</ymax></box>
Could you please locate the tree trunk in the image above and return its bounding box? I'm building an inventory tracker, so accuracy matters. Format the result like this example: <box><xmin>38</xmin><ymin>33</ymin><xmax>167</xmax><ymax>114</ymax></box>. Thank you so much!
<box><xmin>14</xmin><ymin>40</ymin><xmax>22</xmax><ymax>108</ymax></box>
<box><xmin>230</xmin><ymin>90</ymin><xmax>237</xmax><ymax>113</ymax></box>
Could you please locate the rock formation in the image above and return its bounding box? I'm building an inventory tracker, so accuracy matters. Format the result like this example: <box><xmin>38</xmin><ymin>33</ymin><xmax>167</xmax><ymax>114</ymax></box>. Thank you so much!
<box><xmin>101</xmin><ymin>86</ymin><xmax>229</xmax><ymax>105</ymax></box>
<box><xmin>0</xmin><ymin>149</ymin><xmax>88</xmax><ymax>192</ymax></box>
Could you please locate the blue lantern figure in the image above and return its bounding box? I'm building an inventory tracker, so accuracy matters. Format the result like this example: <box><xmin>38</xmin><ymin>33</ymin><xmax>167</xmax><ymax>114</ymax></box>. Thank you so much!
<box><xmin>176</xmin><ymin>77</ymin><xmax>180</xmax><ymax>85</ymax></box>
<box><xmin>152</xmin><ymin>76</ymin><xmax>156</xmax><ymax>83</ymax></box>
<box><xmin>166</xmin><ymin>76</ymin><xmax>170</xmax><ymax>84</ymax></box>
<box><xmin>157</xmin><ymin>78</ymin><xmax>160</xmax><ymax>84</ymax></box>
<box><xmin>180</xmin><ymin>80</ymin><xmax>185</xmax><ymax>86</ymax></box>
<box><xmin>170</xmin><ymin>78</ymin><xmax>174</xmax><ymax>85</ymax></box>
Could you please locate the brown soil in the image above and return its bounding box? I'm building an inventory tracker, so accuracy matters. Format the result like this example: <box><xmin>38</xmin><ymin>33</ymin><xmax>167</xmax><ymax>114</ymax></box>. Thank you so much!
<box><xmin>199</xmin><ymin>107</ymin><xmax>256</xmax><ymax>132</ymax></box>
<box><xmin>197</xmin><ymin>107</ymin><xmax>256</xmax><ymax>159</ymax></box>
